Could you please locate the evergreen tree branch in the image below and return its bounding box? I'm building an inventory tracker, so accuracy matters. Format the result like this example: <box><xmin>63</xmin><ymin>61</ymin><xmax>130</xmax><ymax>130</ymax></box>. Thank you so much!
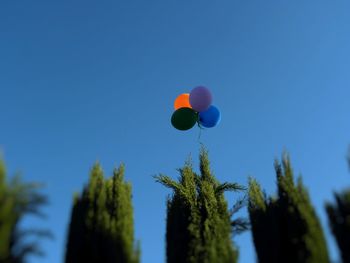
<box><xmin>231</xmin><ymin>218</ymin><xmax>250</xmax><ymax>235</ymax></box>
<box><xmin>154</xmin><ymin>174</ymin><xmax>183</xmax><ymax>194</ymax></box>
<box><xmin>230</xmin><ymin>195</ymin><xmax>248</xmax><ymax>216</ymax></box>
<box><xmin>216</xmin><ymin>182</ymin><xmax>246</xmax><ymax>195</ymax></box>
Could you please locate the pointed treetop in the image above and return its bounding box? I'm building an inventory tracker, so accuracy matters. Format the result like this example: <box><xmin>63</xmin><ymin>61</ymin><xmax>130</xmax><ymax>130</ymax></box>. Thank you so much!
<box><xmin>199</xmin><ymin>146</ymin><xmax>214</xmax><ymax>183</ymax></box>
<box><xmin>89</xmin><ymin>162</ymin><xmax>104</xmax><ymax>181</ymax></box>
<box><xmin>113</xmin><ymin>163</ymin><xmax>125</xmax><ymax>181</ymax></box>
<box><xmin>248</xmin><ymin>177</ymin><xmax>266</xmax><ymax>212</ymax></box>
<box><xmin>275</xmin><ymin>153</ymin><xmax>297</xmax><ymax>200</ymax></box>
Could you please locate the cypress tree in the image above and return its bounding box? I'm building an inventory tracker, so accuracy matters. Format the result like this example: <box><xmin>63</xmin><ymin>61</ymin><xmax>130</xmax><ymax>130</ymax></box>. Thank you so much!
<box><xmin>0</xmin><ymin>159</ymin><xmax>49</xmax><ymax>263</ymax></box>
<box><xmin>0</xmin><ymin>159</ymin><xmax>14</xmax><ymax>261</ymax></box>
<box><xmin>65</xmin><ymin>163</ymin><xmax>139</xmax><ymax>263</ymax></box>
<box><xmin>155</xmin><ymin>148</ymin><xmax>246</xmax><ymax>263</ymax></box>
<box><xmin>248</xmin><ymin>153</ymin><xmax>330</xmax><ymax>263</ymax></box>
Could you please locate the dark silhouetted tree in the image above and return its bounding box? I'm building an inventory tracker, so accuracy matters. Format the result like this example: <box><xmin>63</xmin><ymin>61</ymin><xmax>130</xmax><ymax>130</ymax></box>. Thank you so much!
<box><xmin>325</xmin><ymin>152</ymin><xmax>350</xmax><ymax>263</ymax></box>
<box><xmin>326</xmin><ymin>191</ymin><xmax>350</xmax><ymax>263</ymax></box>
<box><xmin>248</xmin><ymin>153</ymin><xmax>330</xmax><ymax>263</ymax></box>
<box><xmin>65</xmin><ymin>163</ymin><xmax>140</xmax><ymax>263</ymax></box>
<box><xmin>155</xmin><ymin>148</ymin><xmax>247</xmax><ymax>263</ymax></box>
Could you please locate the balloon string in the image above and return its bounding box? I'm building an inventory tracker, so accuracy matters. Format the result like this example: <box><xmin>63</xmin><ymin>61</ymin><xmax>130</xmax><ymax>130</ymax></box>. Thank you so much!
<box><xmin>197</xmin><ymin>120</ymin><xmax>204</xmax><ymax>142</ymax></box>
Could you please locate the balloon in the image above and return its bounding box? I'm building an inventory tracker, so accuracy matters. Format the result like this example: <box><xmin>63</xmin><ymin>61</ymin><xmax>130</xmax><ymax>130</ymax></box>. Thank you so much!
<box><xmin>171</xmin><ymin>107</ymin><xmax>198</xmax><ymax>131</ymax></box>
<box><xmin>189</xmin><ymin>86</ymin><xmax>212</xmax><ymax>112</ymax></box>
<box><xmin>174</xmin><ymin>93</ymin><xmax>191</xmax><ymax>110</ymax></box>
<box><xmin>199</xmin><ymin>105</ymin><xmax>221</xmax><ymax>128</ymax></box>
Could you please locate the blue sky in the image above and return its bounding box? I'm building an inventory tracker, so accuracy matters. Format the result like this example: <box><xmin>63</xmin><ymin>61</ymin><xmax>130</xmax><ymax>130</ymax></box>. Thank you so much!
<box><xmin>1</xmin><ymin>1</ymin><xmax>350</xmax><ymax>262</ymax></box>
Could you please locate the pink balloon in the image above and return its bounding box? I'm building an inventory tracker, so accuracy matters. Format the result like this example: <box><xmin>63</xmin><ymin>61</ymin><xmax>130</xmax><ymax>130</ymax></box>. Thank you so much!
<box><xmin>189</xmin><ymin>86</ymin><xmax>212</xmax><ymax>112</ymax></box>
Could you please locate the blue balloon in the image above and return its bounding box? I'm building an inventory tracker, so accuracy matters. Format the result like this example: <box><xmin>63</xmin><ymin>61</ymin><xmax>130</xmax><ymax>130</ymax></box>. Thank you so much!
<box><xmin>199</xmin><ymin>105</ymin><xmax>221</xmax><ymax>128</ymax></box>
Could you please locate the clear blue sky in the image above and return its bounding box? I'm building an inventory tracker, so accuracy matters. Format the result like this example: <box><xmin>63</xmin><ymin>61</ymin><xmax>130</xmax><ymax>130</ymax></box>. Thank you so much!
<box><xmin>1</xmin><ymin>1</ymin><xmax>350</xmax><ymax>262</ymax></box>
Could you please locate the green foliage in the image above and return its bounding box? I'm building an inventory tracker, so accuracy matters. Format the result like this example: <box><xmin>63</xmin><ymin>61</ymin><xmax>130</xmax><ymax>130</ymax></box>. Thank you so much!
<box><xmin>248</xmin><ymin>153</ymin><xmax>330</xmax><ymax>263</ymax></box>
<box><xmin>65</xmin><ymin>163</ymin><xmax>139</xmax><ymax>263</ymax></box>
<box><xmin>155</xmin><ymin>147</ymin><xmax>246</xmax><ymax>263</ymax></box>
<box><xmin>0</xmin><ymin>159</ymin><xmax>49</xmax><ymax>263</ymax></box>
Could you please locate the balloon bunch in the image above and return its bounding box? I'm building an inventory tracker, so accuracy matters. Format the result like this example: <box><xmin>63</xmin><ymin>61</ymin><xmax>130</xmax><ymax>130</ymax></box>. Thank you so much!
<box><xmin>171</xmin><ymin>86</ymin><xmax>221</xmax><ymax>131</ymax></box>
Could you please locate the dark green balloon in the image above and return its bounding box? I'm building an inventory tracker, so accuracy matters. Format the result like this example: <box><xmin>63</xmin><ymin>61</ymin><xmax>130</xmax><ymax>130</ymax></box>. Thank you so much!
<box><xmin>171</xmin><ymin>107</ymin><xmax>198</xmax><ymax>131</ymax></box>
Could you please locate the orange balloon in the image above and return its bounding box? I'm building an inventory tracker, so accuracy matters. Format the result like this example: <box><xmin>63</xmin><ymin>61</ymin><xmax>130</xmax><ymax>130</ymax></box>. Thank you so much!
<box><xmin>174</xmin><ymin>93</ymin><xmax>192</xmax><ymax>110</ymax></box>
